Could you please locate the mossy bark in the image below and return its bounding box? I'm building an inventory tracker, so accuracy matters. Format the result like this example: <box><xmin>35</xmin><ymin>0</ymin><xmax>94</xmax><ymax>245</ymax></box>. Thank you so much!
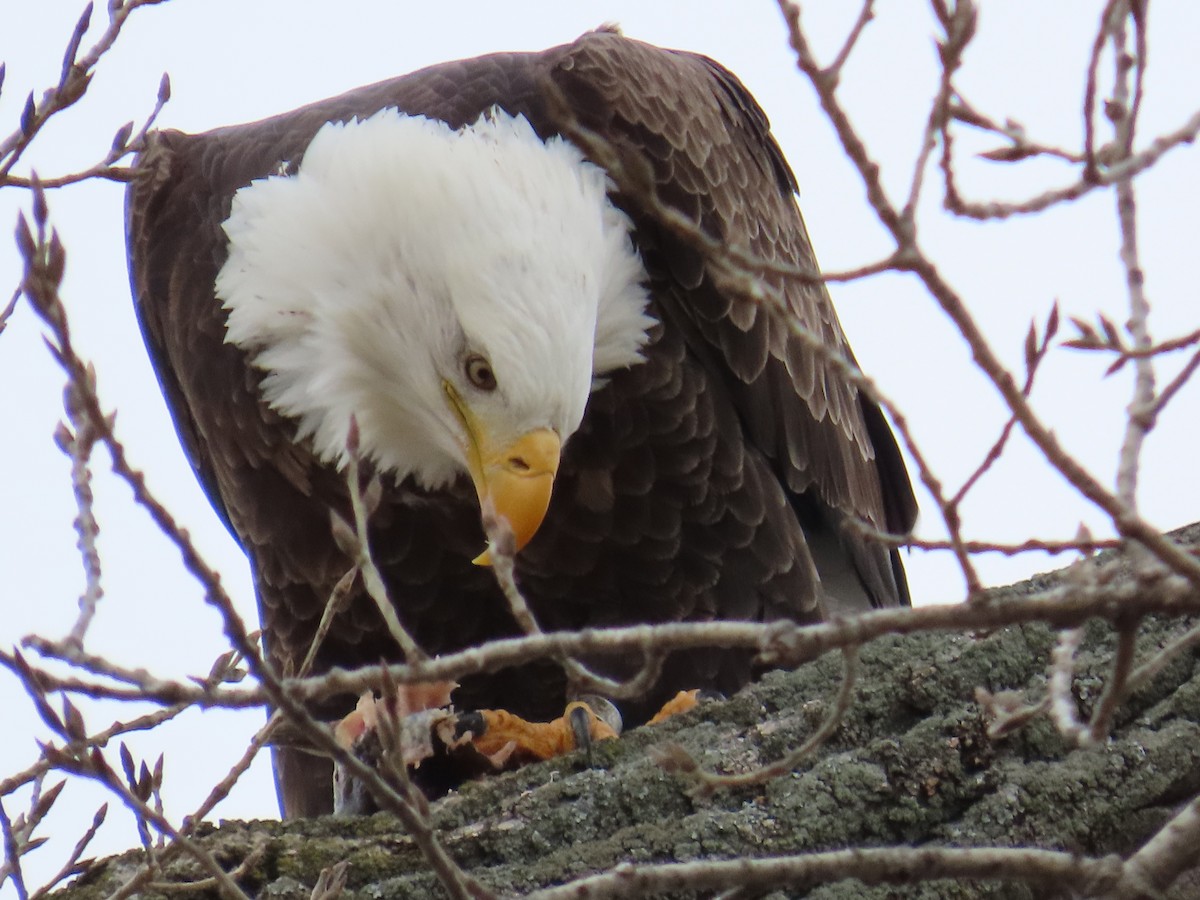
<box><xmin>58</xmin><ymin>527</ymin><xmax>1200</xmax><ymax>899</ymax></box>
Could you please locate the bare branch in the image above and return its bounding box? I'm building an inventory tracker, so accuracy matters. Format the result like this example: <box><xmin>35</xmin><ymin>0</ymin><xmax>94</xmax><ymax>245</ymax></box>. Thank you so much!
<box><xmin>946</xmin><ymin>105</ymin><xmax>1200</xmax><ymax>221</ymax></box>
<box><xmin>777</xmin><ymin>1</ymin><xmax>1200</xmax><ymax>590</ymax></box>
<box><xmin>0</xmin><ymin>0</ymin><xmax>169</xmax><ymax>180</ymax></box>
<box><xmin>1108</xmin><ymin>8</ymin><xmax>1157</xmax><ymax>513</ymax></box>
<box><xmin>655</xmin><ymin>646</ymin><xmax>860</xmax><ymax>792</ymax></box>
<box><xmin>338</xmin><ymin>423</ymin><xmax>427</xmax><ymax>663</ymax></box>
<box><xmin>1047</xmin><ymin>626</ymin><xmax>1089</xmax><ymax>744</ymax></box>
<box><xmin>827</xmin><ymin>1</ymin><xmax>876</xmax><ymax>78</ymax></box>
<box><xmin>1123</xmin><ymin>789</ymin><xmax>1200</xmax><ymax>894</ymax></box>
<box><xmin>0</xmin><ymin>796</ymin><xmax>31</xmax><ymax>900</ymax></box>
<box><xmin>525</xmin><ymin>845</ymin><xmax>1137</xmax><ymax>899</ymax></box>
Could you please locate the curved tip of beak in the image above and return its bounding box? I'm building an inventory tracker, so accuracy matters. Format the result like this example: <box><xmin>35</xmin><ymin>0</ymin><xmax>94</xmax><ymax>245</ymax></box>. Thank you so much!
<box><xmin>472</xmin><ymin>428</ymin><xmax>561</xmax><ymax>566</ymax></box>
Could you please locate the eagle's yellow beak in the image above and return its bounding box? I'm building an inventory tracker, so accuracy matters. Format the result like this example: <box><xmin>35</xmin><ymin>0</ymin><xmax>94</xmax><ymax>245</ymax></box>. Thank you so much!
<box><xmin>443</xmin><ymin>382</ymin><xmax>561</xmax><ymax>565</ymax></box>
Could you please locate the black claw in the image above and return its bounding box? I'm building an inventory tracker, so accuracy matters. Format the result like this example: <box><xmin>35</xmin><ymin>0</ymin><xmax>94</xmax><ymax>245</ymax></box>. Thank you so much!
<box><xmin>568</xmin><ymin>705</ymin><xmax>595</xmax><ymax>766</ymax></box>
<box><xmin>697</xmin><ymin>689</ymin><xmax>725</xmax><ymax>703</ymax></box>
<box><xmin>576</xmin><ymin>694</ymin><xmax>623</xmax><ymax>735</ymax></box>
<box><xmin>452</xmin><ymin>711</ymin><xmax>487</xmax><ymax>741</ymax></box>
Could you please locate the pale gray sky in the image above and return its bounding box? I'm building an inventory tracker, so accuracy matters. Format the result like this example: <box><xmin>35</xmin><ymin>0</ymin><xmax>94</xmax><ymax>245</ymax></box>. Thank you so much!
<box><xmin>2</xmin><ymin>1</ymin><xmax>1197</xmax><ymax>889</ymax></box>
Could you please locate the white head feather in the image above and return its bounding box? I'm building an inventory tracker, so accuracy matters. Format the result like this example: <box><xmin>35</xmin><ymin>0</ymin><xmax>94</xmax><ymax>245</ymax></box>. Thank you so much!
<box><xmin>217</xmin><ymin>108</ymin><xmax>653</xmax><ymax>488</ymax></box>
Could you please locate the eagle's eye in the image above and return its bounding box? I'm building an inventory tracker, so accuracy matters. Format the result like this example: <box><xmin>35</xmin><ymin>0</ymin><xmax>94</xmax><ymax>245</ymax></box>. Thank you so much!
<box><xmin>464</xmin><ymin>354</ymin><xmax>497</xmax><ymax>391</ymax></box>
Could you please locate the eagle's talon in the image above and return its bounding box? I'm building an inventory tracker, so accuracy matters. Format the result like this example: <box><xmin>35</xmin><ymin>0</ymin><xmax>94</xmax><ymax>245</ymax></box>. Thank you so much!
<box><xmin>455</xmin><ymin>702</ymin><xmax>621</xmax><ymax>766</ymax></box>
<box><xmin>574</xmin><ymin>695</ymin><xmax>623</xmax><ymax>736</ymax></box>
<box><xmin>568</xmin><ymin>705</ymin><xmax>596</xmax><ymax>766</ymax></box>
<box><xmin>451</xmin><ymin>710</ymin><xmax>487</xmax><ymax>743</ymax></box>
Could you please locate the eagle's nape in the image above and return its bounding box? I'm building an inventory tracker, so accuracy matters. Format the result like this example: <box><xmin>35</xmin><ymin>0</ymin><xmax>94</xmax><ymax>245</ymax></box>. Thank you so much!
<box><xmin>125</xmin><ymin>28</ymin><xmax>918</xmax><ymax>818</ymax></box>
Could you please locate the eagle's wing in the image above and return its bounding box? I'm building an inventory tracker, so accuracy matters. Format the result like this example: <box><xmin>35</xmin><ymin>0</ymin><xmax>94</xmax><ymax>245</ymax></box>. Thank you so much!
<box><xmin>537</xmin><ymin>32</ymin><xmax>917</xmax><ymax>611</ymax></box>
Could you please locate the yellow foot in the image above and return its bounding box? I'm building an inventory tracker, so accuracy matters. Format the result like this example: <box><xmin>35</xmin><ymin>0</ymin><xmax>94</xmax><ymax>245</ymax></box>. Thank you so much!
<box><xmin>451</xmin><ymin>699</ymin><xmax>621</xmax><ymax>766</ymax></box>
<box><xmin>647</xmin><ymin>689</ymin><xmax>704</xmax><ymax>725</ymax></box>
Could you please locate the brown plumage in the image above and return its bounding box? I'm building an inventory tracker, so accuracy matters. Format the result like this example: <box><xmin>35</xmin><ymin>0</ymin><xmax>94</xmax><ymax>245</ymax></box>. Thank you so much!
<box><xmin>126</xmin><ymin>28</ymin><xmax>917</xmax><ymax>817</ymax></box>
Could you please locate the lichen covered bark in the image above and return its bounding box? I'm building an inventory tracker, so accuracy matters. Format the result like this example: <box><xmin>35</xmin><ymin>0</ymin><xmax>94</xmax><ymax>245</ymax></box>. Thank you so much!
<box><xmin>58</xmin><ymin>543</ymin><xmax>1200</xmax><ymax>899</ymax></box>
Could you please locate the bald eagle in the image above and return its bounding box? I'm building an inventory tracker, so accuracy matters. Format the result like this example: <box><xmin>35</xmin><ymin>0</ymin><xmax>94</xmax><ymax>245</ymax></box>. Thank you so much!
<box><xmin>126</xmin><ymin>28</ymin><xmax>917</xmax><ymax>817</ymax></box>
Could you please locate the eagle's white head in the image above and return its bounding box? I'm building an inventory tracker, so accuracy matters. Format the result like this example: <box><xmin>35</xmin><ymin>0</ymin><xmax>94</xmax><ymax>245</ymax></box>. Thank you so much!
<box><xmin>217</xmin><ymin>108</ymin><xmax>653</xmax><ymax>556</ymax></box>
